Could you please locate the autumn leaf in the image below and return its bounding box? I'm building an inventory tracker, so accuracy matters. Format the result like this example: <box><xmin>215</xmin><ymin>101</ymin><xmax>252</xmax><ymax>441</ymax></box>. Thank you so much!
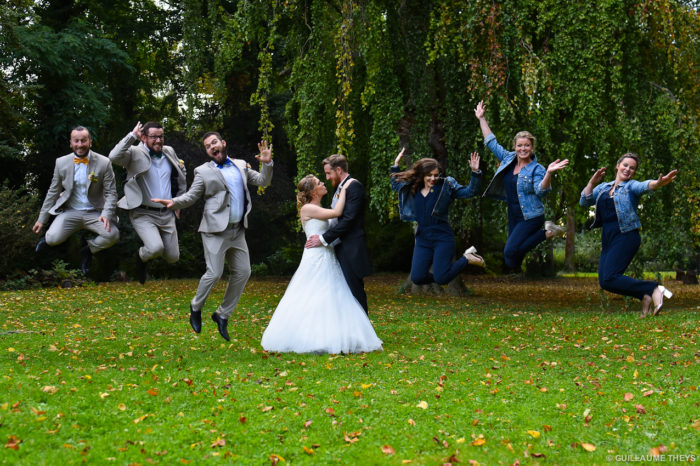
<box><xmin>261</xmin><ymin>406</ymin><xmax>273</xmax><ymax>412</ymax></box>
<box><xmin>623</xmin><ymin>393</ymin><xmax>634</xmax><ymax>402</ymax></box>
<box><xmin>643</xmin><ymin>390</ymin><xmax>654</xmax><ymax>397</ymax></box>
<box><xmin>303</xmin><ymin>420</ymin><xmax>312</xmax><ymax>428</ymax></box>
<box><xmin>303</xmin><ymin>446</ymin><xmax>314</xmax><ymax>455</ymax></box>
<box><xmin>269</xmin><ymin>454</ymin><xmax>285</xmax><ymax>465</ymax></box>
<box><xmin>41</xmin><ymin>386</ymin><xmax>58</xmax><ymax>394</ymax></box>
<box><xmin>635</xmin><ymin>404</ymin><xmax>647</xmax><ymax>414</ymax></box>
<box><xmin>381</xmin><ymin>445</ymin><xmax>395</xmax><ymax>455</ymax></box>
<box><xmin>649</xmin><ymin>445</ymin><xmax>667</xmax><ymax>456</ymax></box>
<box><xmin>527</xmin><ymin>430</ymin><xmax>540</xmax><ymax>439</ymax></box>
<box><xmin>416</xmin><ymin>401</ymin><xmax>428</xmax><ymax>409</ymax></box>
<box><xmin>581</xmin><ymin>442</ymin><xmax>596</xmax><ymax>452</ymax></box>
<box><xmin>472</xmin><ymin>437</ymin><xmax>486</xmax><ymax>446</ymax></box>
<box><xmin>210</xmin><ymin>438</ymin><xmax>225</xmax><ymax>448</ymax></box>
<box><xmin>4</xmin><ymin>435</ymin><xmax>21</xmax><ymax>450</ymax></box>
<box><xmin>147</xmin><ymin>388</ymin><xmax>159</xmax><ymax>396</ymax></box>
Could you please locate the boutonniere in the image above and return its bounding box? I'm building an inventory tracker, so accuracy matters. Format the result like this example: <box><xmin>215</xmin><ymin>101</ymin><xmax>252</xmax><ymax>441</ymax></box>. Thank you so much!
<box><xmin>245</xmin><ymin>163</ymin><xmax>251</xmax><ymax>172</ymax></box>
<box><xmin>178</xmin><ymin>159</ymin><xmax>185</xmax><ymax>170</ymax></box>
<box><xmin>89</xmin><ymin>171</ymin><xmax>98</xmax><ymax>183</ymax></box>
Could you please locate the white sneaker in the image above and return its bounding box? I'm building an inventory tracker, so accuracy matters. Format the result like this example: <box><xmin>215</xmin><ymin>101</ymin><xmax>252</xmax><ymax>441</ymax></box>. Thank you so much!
<box><xmin>545</xmin><ymin>220</ymin><xmax>566</xmax><ymax>238</ymax></box>
<box><xmin>463</xmin><ymin>246</ymin><xmax>485</xmax><ymax>267</ymax></box>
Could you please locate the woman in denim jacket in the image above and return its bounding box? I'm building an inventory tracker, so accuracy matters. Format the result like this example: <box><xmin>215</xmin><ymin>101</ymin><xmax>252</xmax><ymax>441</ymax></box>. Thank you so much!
<box><xmin>580</xmin><ymin>153</ymin><xmax>677</xmax><ymax>316</ymax></box>
<box><xmin>390</xmin><ymin>148</ymin><xmax>484</xmax><ymax>285</ymax></box>
<box><xmin>474</xmin><ymin>100</ymin><xmax>569</xmax><ymax>272</ymax></box>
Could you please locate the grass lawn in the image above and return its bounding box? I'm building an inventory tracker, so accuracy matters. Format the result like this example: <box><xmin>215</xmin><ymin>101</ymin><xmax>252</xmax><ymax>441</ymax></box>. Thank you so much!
<box><xmin>1</xmin><ymin>275</ymin><xmax>698</xmax><ymax>464</ymax></box>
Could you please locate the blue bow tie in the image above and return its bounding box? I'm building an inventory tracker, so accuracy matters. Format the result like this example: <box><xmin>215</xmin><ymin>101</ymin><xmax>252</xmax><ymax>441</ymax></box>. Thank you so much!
<box><xmin>217</xmin><ymin>159</ymin><xmax>232</xmax><ymax>169</ymax></box>
<box><xmin>149</xmin><ymin>150</ymin><xmax>163</xmax><ymax>159</ymax></box>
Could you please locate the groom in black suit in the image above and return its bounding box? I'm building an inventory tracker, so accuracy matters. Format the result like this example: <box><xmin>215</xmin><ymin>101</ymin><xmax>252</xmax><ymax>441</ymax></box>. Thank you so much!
<box><xmin>305</xmin><ymin>154</ymin><xmax>371</xmax><ymax>314</ymax></box>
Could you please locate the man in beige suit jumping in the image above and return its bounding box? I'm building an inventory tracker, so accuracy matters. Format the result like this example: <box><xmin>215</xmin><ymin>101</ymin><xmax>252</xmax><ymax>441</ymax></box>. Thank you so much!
<box><xmin>153</xmin><ymin>132</ymin><xmax>272</xmax><ymax>341</ymax></box>
<box><xmin>33</xmin><ymin>126</ymin><xmax>119</xmax><ymax>275</ymax></box>
<box><xmin>109</xmin><ymin>121</ymin><xmax>187</xmax><ymax>283</ymax></box>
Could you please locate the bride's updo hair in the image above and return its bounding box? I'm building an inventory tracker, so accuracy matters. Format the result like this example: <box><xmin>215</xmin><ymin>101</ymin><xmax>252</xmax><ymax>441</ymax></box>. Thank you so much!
<box><xmin>296</xmin><ymin>174</ymin><xmax>317</xmax><ymax>212</ymax></box>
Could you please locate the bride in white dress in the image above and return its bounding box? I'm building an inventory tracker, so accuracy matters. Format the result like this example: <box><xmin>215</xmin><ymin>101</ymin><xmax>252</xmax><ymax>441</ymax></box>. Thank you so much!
<box><xmin>261</xmin><ymin>175</ymin><xmax>383</xmax><ymax>354</ymax></box>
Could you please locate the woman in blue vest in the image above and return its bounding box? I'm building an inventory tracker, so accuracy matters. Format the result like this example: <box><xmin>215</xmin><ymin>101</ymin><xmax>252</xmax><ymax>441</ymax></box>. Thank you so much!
<box><xmin>474</xmin><ymin>100</ymin><xmax>569</xmax><ymax>272</ymax></box>
<box><xmin>580</xmin><ymin>153</ymin><xmax>677</xmax><ymax>316</ymax></box>
<box><xmin>391</xmin><ymin>149</ymin><xmax>484</xmax><ymax>285</ymax></box>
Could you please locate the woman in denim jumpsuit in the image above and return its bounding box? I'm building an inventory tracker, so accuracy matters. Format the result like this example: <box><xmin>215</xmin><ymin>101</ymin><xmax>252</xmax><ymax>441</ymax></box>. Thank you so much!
<box><xmin>391</xmin><ymin>149</ymin><xmax>485</xmax><ymax>285</ymax></box>
<box><xmin>580</xmin><ymin>153</ymin><xmax>677</xmax><ymax>316</ymax></box>
<box><xmin>474</xmin><ymin>100</ymin><xmax>569</xmax><ymax>272</ymax></box>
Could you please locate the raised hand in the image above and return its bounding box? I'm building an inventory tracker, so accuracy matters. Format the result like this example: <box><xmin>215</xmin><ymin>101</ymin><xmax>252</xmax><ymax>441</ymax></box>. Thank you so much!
<box><xmin>469</xmin><ymin>152</ymin><xmax>480</xmax><ymax>172</ymax></box>
<box><xmin>547</xmin><ymin>159</ymin><xmax>569</xmax><ymax>173</ymax></box>
<box><xmin>256</xmin><ymin>140</ymin><xmax>273</xmax><ymax>164</ymax></box>
<box><xmin>589</xmin><ymin>167</ymin><xmax>607</xmax><ymax>185</ymax></box>
<box><xmin>132</xmin><ymin>121</ymin><xmax>143</xmax><ymax>138</ymax></box>
<box><xmin>151</xmin><ymin>198</ymin><xmax>174</xmax><ymax>209</ymax></box>
<box><xmin>474</xmin><ymin>100</ymin><xmax>486</xmax><ymax>120</ymax></box>
<box><xmin>394</xmin><ymin>147</ymin><xmax>406</xmax><ymax>166</ymax></box>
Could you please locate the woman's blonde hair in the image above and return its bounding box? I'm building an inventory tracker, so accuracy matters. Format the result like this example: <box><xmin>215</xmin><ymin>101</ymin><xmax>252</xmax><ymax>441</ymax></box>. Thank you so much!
<box><xmin>512</xmin><ymin>131</ymin><xmax>536</xmax><ymax>152</ymax></box>
<box><xmin>296</xmin><ymin>175</ymin><xmax>317</xmax><ymax>212</ymax></box>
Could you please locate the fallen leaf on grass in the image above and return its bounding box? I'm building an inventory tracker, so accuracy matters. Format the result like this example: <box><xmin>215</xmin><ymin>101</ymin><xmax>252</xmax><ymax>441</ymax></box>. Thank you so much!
<box><xmin>649</xmin><ymin>445</ymin><xmax>667</xmax><ymax>456</ymax></box>
<box><xmin>527</xmin><ymin>430</ymin><xmax>540</xmax><ymax>439</ymax></box>
<box><xmin>303</xmin><ymin>446</ymin><xmax>314</xmax><ymax>455</ymax></box>
<box><xmin>581</xmin><ymin>442</ymin><xmax>596</xmax><ymax>452</ymax></box>
<box><xmin>643</xmin><ymin>390</ymin><xmax>654</xmax><ymax>397</ymax></box>
<box><xmin>381</xmin><ymin>445</ymin><xmax>395</xmax><ymax>455</ymax></box>
<box><xmin>635</xmin><ymin>404</ymin><xmax>646</xmax><ymax>414</ymax></box>
<box><xmin>472</xmin><ymin>437</ymin><xmax>486</xmax><ymax>446</ymax></box>
<box><xmin>211</xmin><ymin>438</ymin><xmax>225</xmax><ymax>448</ymax></box>
<box><xmin>416</xmin><ymin>401</ymin><xmax>428</xmax><ymax>409</ymax></box>
<box><xmin>623</xmin><ymin>393</ymin><xmax>634</xmax><ymax>402</ymax></box>
<box><xmin>261</xmin><ymin>406</ymin><xmax>273</xmax><ymax>412</ymax></box>
<box><xmin>147</xmin><ymin>388</ymin><xmax>159</xmax><ymax>396</ymax></box>
<box><xmin>41</xmin><ymin>386</ymin><xmax>58</xmax><ymax>394</ymax></box>
<box><xmin>4</xmin><ymin>435</ymin><xmax>21</xmax><ymax>450</ymax></box>
<box><xmin>269</xmin><ymin>454</ymin><xmax>285</xmax><ymax>465</ymax></box>
<box><xmin>304</xmin><ymin>420</ymin><xmax>312</xmax><ymax>428</ymax></box>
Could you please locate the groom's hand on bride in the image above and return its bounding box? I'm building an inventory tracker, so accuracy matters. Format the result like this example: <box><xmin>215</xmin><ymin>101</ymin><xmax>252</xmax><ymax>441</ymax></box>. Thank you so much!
<box><xmin>305</xmin><ymin>234</ymin><xmax>322</xmax><ymax>248</ymax></box>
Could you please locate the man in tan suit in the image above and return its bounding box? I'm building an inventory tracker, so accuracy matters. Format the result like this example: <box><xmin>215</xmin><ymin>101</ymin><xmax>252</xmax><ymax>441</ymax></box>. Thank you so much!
<box><xmin>153</xmin><ymin>132</ymin><xmax>272</xmax><ymax>341</ymax></box>
<box><xmin>109</xmin><ymin>121</ymin><xmax>187</xmax><ymax>283</ymax></box>
<box><xmin>33</xmin><ymin>126</ymin><xmax>119</xmax><ymax>275</ymax></box>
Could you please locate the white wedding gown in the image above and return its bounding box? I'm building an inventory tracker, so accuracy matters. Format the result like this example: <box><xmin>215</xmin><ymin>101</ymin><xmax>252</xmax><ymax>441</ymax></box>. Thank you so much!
<box><xmin>261</xmin><ymin>218</ymin><xmax>383</xmax><ymax>354</ymax></box>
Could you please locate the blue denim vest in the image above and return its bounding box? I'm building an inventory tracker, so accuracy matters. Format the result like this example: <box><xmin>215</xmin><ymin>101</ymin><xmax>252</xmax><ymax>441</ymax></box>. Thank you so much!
<box><xmin>390</xmin><ymin>166</ymin><xmax>482</xmax><ymax>223</ymax></box>
<box><xmin>579</xmin><ymin>179</ymin><xmax>651</xmax><ymax>233</ymax></box>
<box><xmin>482</xmin><ymin>134</ymin><xmax>551</xmax><ymax>220</ymax></box>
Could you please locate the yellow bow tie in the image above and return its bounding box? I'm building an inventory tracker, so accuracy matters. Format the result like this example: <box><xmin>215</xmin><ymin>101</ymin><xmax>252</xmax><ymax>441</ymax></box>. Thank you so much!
<box><xmin>74</xmin><ymin>157</ymin><xmax>88</xmax><ymax>165</ymax></box>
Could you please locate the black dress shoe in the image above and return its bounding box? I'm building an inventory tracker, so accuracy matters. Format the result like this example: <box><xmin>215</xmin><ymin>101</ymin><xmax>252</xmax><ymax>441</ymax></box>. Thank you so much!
<box><xmin>35</xmin><ymin>236</ymin><xmax>48</xmax><ymax>253</ymax></box>
<box><xmin>80</xmin><ymin>246</ymin><xmax>92</xmax><ymax>276</ymax></box>
<box><xmin>136</xmin><ymin>256</ymin><xmax>147</xmax><ymax>284</ymax></box>
<box><xmin>189</xmin><ymin>305</ymin><xmax>202</xmax><ymax>333</ymax></box>
<box><xmin>211</xmin><ymin>312</ymin><xmax>230</xmax><ymax>341</ymax></box>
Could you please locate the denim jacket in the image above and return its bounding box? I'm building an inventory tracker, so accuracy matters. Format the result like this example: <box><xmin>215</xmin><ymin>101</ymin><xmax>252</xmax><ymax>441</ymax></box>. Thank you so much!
<box><xmin>481</xmin><ymin>134</ymin><xmax>551</xmax><ymax>220</ymax></box>
<box><xmin>390</xmin><ymin>166</ymin><xmax>482</xmax><ymax>223</ymax></box>
<box><xmin>579</xmin><ymin>179</ymin><xmax>651</xmax><ymax>233</ymax></box>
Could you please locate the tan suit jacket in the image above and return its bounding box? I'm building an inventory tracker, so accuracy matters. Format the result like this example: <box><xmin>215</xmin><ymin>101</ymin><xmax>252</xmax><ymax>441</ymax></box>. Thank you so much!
<box><xmin>108</xmin><ymin>133</ymin><xmax>187</xmax><ymax>209</ymax></box>
<box><xmin>170</xmin><ymin>159</ymin><xmax>272</xmax><ymax>232</ymax></box>
<box><xmin>37</xmin><ymin>150</ymin><xmax>118</xmax><ymax>224</ymax></box>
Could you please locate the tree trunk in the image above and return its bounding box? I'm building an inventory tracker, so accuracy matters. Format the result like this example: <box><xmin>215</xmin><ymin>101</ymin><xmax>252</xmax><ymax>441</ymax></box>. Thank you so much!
<box><xmin>564</xmin><ymin>205</ymin><xmax>576</xmax><ymax>272</ymax></box>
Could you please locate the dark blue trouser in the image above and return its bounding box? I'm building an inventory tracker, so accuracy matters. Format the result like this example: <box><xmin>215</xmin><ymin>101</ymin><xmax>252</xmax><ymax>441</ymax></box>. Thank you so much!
<box><xmin>598</xmin><ymin>225</ymin><xmax>656</xmax><ymax>300</ymax></box>
<box><xmin>504</xmin><ymin>213</ymin><xmax>546</xmax><ymax>270</ymax></box>
<box><xmin>411</xmin><ymin>226</ymin><xmax>468</xmax><ymax>285</ymax></box>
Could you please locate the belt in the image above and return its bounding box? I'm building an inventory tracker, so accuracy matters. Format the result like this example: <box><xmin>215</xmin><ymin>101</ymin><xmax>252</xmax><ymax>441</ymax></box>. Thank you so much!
<box><xmin>138</xmin><ymin>205</ymin><xmax>169</xmax><ymax>213</ymax></box>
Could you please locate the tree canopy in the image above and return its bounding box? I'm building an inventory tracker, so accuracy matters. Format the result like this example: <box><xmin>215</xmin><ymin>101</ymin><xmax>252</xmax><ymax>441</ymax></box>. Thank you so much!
<box><xmin>1</xmin><ymin>0</ymin><xmax>698</xmax><ymax>275</ymax></box>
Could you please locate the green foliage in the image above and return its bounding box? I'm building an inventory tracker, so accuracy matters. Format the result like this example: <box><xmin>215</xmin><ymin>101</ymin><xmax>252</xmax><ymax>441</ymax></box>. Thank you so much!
<box><xmin>0</xmin><ymin>185</ymin><xmax>39</xmax><ymax>276</ymax></box>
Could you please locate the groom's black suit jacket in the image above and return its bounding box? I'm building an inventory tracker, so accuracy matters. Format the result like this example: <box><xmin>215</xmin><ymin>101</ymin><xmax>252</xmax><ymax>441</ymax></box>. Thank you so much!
<box><xmin>322</xmin><ymin>178</ymin><xmax>371</xmax><ymax>311</ymax></box>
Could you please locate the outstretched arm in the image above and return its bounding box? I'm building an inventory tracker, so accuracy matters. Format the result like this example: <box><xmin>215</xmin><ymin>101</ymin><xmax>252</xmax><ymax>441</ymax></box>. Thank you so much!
<box><xmin>583</xmin><ymin>167</ymin><xmax>607</xmax><ymax>196</ymax></box>
<box><xmin>648</xmin><ymin>169</ymin><xmax>677</xmax><ymax>191</ymax></box>
<box><xmin>474</xmin><ymin>100</ymin><xmax>493</xmax><ymax>139</ymax></box>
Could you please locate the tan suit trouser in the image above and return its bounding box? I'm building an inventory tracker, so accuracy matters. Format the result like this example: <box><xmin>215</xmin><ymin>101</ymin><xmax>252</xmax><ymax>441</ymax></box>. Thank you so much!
<box><xmin>45</xmin><ymin>209</ymin><xmax>119</xmax><ymax>253</ymax></box>
<box><xmin>130</xmin><ymin>208</ymin><xmax>179</xmax><ymax>263</ymax></box>
<box><xmin>191</xmin><ymin>224</ymin><xmax>251</xmax><ymax>319</ymax></box>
